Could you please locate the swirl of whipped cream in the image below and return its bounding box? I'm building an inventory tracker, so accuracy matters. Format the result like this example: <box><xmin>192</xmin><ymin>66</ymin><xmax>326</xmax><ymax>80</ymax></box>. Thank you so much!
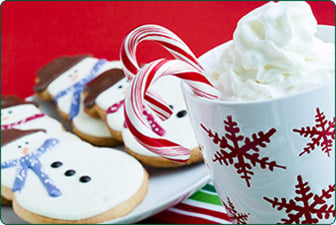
<box><xmin>210</xmin><ymin>1</ymin><xmax>335</xmax><ymax>101</ymax></box>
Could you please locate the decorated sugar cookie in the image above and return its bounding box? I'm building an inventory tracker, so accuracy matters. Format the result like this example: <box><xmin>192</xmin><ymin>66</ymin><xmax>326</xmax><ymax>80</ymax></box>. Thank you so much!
<box><xmin>83</xmin><ymin>62</ymin><xmax>129</xmax><ymax>141</ymax></box>
<box><xmin>34</xmin><ymin>55</ymin><xmax>115</xmax><ymax>121</ymax></box>
<box><xmin>1</xmin><ymin>96</ymin><xmax>65</xmax><ymax>137</ymax></box>
<box><xmin>1</xmin><ymin>128</ymin><xmax>148</xmax><ymax>223</ymax></box>
<box><xmin>122</xmin><ymin>76</ymin><xmax>203</xmax><ymax>168</ymax></box>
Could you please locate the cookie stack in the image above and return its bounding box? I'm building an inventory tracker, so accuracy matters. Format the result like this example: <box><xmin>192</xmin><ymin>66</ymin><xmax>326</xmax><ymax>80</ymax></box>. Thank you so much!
<box><xmin>1</xmin><ymin>54</ymin><xmax>204</xmax><ymax>223</ymax></box>
<box><xmin>34</xmin><ymin>55</ymin><xmax>203</xmax><ymax>168</ymax></box>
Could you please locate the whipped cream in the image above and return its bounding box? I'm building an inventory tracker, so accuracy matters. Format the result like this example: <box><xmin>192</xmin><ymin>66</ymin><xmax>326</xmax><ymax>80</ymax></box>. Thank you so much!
<box><xmin>210</xmin><ymin>1</ymin><xmax>335</xmax><ymax>101</ymax></box>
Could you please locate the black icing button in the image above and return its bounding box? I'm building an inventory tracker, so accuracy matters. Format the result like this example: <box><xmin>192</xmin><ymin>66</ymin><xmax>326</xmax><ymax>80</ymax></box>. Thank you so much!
<box><xmin>176</xmin><ymin>110</ymin><xmax>187</xmax><ymax>118</ymax></box>
<box><xmin>79</xmin><ymin>176</ymin><xmax>91</xmax><ymax>183</ymax></box>
<box><xmin>64</xmin><ymin>169</ymin><xmax>76</xmax><ymax>176</ymax></box>
<box><xmin>51</xmin><ymin>161</ymin><xmax>63</xmax><ymax>168</ymax></box>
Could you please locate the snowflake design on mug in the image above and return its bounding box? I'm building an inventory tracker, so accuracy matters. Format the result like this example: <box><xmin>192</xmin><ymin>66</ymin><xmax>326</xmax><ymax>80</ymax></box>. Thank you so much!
<box><xmin>264</xmin><ymin>175</ymin><xmax>335</xmax><ymax>224</ymax></box>
<box><xmin>222</xmin><ymin>197</ymin><xmax>249</xmax><ymax>224</ymax></box>
<box><xmin>293</xmin><ymin>107</ymin><xmax>335</xmax><ymax>157</ymax></box>
<box><xmin>201</xmin><ymin>116</ymin><xmax>286</xmax><ymax>187</ymax></box>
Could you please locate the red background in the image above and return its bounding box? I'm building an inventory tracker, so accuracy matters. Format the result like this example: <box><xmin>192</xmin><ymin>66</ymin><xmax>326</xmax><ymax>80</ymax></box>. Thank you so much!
<box><xmin>1</xmin><ymin>1</ymin><xmax>335</xmax><ymax>99</ymax></box>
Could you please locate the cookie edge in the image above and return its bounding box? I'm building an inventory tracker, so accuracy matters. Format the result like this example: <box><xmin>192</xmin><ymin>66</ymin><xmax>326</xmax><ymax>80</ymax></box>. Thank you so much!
<box><xmin>12</xmin><ymin>169</ymin><xmax>149</xmax><ymax>224</ymax></box>
<box><xmin>125</xmin><ymin>146</ymin><xmax>203</xmax><ymax>168</ymax></box>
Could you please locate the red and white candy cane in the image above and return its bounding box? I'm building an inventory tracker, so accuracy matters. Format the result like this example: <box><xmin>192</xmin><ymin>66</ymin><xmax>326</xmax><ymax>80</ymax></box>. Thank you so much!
<box><xmin>121</xmin><ymin>24</ymin><xmax>203</xmax><ymax>78</ymax></box>
<box><xmin>121</xmin><ymin>24</ymin><xmax>204</xmax><ymax>121</ymax></box>
<box><xmin>124</xmin><ymin>58</ymin><xmax>218</xmax><ymax>163</ymax></box>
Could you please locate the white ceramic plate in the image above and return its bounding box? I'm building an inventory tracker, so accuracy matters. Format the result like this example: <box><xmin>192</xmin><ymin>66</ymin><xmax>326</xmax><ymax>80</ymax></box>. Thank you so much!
<box><xmin>1</xmin><ymin>96</ymin><xmax>209</xmax><ymax>224</ymax></box>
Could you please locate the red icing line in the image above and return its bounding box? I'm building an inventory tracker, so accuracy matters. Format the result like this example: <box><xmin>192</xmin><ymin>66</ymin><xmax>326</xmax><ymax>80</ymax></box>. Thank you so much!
<box><xmin>1</xmin><ymin>113</ymin><xmax>46</xmax><ymax>130</ymax></box>
<box><xmin>106</xmin><ymin>99</ymin><xmax>125</xmax><ymax>114</ymax></box>
<box><xmin>143</xmin><ymin>108</ymin><xmax>165</xmax><ymax>136</ymax></box>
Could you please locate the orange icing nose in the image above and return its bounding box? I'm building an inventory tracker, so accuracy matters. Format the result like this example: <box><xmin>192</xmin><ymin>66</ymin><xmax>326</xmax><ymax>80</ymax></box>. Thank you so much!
<box><xmin>72</xmin><ymin>74</ymin><xmax>79</xmax><ymax>83</ymax></box>
<box><xmin>23</xmin><ymin>147</ymin><xmax>30</xmax><ymax>155</ymax></box>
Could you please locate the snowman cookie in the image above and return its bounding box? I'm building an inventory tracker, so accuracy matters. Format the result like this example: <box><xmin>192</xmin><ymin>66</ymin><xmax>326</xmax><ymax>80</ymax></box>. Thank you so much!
<box><xmin>83</xmin><ymin>63</ymin><xmax>129</xmax><ymax>142</ymax></box>
<box><xmin>1</xmin><ymin>128</ymin><xmax>148</xmax><ymax>223</ymax></box>
<box><xmin>34</xmin><ymin>55</ymin><xmax>115</xmax><ymax>121</ymax></box>
<box><xmin>122</xmin><ymin>76</ymin><xmax>203</xmax><ymax>168</ymax></box>
<box><xmin>1</xmin><ymin>96</ymin><xmax>65</xmax><ymax>138</ymax></box>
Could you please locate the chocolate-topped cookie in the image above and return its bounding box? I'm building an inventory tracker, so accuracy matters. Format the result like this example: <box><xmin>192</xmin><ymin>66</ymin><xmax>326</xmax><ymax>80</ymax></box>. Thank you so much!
<box><xmin>34</xmin><ymin>55</ymin><xmax>113</xmax><ymax>121</ymax></box>
<box><xmin>34</xmin><ymin>55</ymin><xmax>91</xmax><ymax>93</ymax></box>
<box><xmin>84</xmin><ymin>68</ymin><xmax>125</xmax><ymax>109</ymax></box>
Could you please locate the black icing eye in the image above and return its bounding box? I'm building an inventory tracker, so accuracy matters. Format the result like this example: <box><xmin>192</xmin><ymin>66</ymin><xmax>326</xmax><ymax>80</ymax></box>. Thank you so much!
<box><xmin>64</xmin><ymin>169</ymin><xmax>76</xmax><ymax>176</ymax></box>
<box><xmin>51</xmin><ymin>161</ymin><xmax>63</xmax><ymax>168</ymax></box>
<box><xmin>74</xmin><ymin>69</ymin><xmax>78</xmax><ymax>73</ymax></box>
<box><xmin>176</xmin><ymin>110</ymin><xmax>187</xmax><ymax>118</ymax></box>
<box><xmin>79</xmin><ymin>175</ymin><xmax>91</xmax><ymax>183</ymax></box>
<box><xmin>118</xmin><ymin>85</ymin><xmax>123</xmax><ymax>89</ymax></box>
<box><xmin>8</xmin><ymin>110</ymin><xmax>13</xmax><ymax>114</ymax></box>
<box><xmin>25</xmin><ymin>141</ymin><xmax>29</xmax><ymax>145</ymax></box>
<box><xmin>169</xmin><ymin>105</ymin><xmax>174</xmax><ymax>110</ymax></box>
<box><xmin>17</xmin><ymin>145</ymin><xmax>22</xmax><ymax>149</ymax></box>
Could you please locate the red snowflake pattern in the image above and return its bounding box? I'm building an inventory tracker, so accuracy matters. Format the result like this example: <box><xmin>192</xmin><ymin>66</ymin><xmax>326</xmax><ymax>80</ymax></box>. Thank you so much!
<box><xmin>201</xmin><ymin>116</ymin><xmax>286</xmax><ymax>187</ymax></box>
<box><xmin>222</xmin><ymin>197</ymin><xmax>249</xmax><ymax>224</ymax></box>
<box><xmin>293</xmin><ymin>108</ymin><xmax>335</xmax><ymax>157</ymax></box>
<box><xmin>264</xmin><ymin>175</ymin><xmax>335</xmax><ymax>224</ymax></box>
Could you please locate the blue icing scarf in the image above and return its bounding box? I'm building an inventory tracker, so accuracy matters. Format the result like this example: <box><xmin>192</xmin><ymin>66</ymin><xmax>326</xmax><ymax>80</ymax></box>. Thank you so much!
<box><xmin>2</xmin><ymin>138</ymin><xmax>61</xmax><ymax>197</ymax></box>
<box><xmin>54</xmin><ymin>59</ymin><xmax>107</xmax><ymax>120</ymax></box>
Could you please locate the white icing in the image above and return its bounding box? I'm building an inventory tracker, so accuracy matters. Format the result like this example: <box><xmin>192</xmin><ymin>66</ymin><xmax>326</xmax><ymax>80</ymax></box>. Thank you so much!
<box><xmin>97</xmin><ymin>77</ymin><xmax>129</xmax><ymax>132</ymax></box>
<box><xmin>210</xmin><ymin>2</ymin><xmax>335</xmax><ymax>101</ymax></box>
<box><xmin>122</xmin><ymin>76</ymin><xmax>199</xmax><ymax>157</ymax></box>
<box><xmin>1</xmin><ymin>104</ymin><xmax>64</xmax><ymax>137</ymax></box>
<box><xmin>47</xmin><ymin>58</ymin><xmax>115</xmax><ymax>115</ymax></box>
<box><xmin>103</xmin><ymin>60</ymin><xmax>123</xmax><ymax>71</ymax></box>
<box><xmin>72</xmin><ymin>95</ymin><xmax>112</xmax><ymax>138</ymax></box>
<box><xmin>1</xmin><ymin>131</ymin><xmax>145</xmax><ymax>220</ymax></box>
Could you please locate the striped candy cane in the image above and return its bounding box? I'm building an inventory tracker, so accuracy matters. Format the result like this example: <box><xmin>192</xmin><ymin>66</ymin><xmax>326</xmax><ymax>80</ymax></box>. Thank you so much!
<box><xmin>121</xmin><ymin>24</ymin><xmax>204</xmax><ymax>120</ymax></box>
<box><xmin>121</xmin><ymin>24</ymin><xmax>203</xmax><ymax>78</ymax></box>
<box><xmin>124</xmin><ymin>58</ymin><xmax>218</xmax><ymax>162</ymax></box>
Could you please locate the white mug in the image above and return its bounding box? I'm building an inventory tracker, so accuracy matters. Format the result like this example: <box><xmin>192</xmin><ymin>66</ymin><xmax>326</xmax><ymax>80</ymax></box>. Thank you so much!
<box><xmin>182</xmin><ymin>25</ymin><xmax>335</xmax><ymax>224</ymax></box>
